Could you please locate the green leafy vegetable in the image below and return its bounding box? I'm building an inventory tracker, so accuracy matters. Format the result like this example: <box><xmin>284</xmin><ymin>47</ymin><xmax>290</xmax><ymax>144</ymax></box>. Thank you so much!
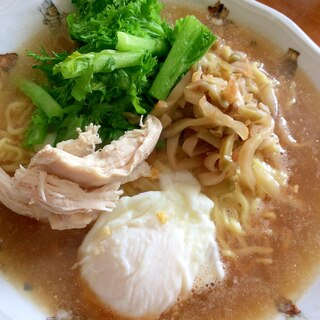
<box><xmin>22</xmin><ymin>0</ymin><xmax>217</xmax><ymax>150</ymax></box>
<box><xmin>67</xmin><ymin>0</ymin><xmax>169</xmax><ymax>53</ymax></box>
<box><xmin>24</xmin><ymin>109</ymin><xmax>49</xmax><ymax>147</ymax></box>
<box><xmin>149</xmin><ymin>15</ymin><xmax>217</xmax><ymax>100</ymax></box>
<box><xmin>52</xmin><ymin>49</ymin><xmax>157</xmax><ymax>103</ymax></box>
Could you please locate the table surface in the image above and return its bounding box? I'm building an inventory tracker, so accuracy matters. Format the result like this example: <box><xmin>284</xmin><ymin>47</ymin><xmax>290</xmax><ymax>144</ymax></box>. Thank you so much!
<box><xmin>257</xmin><ymin>0</ymin><xmax>320</xmax><ymax>45</ymax></box>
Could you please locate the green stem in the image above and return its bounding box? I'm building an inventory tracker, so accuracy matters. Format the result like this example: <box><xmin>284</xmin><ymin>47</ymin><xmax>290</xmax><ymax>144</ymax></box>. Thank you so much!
<box><xmin>116</xmin><ymin>31</ymin><xmax>169</xmax><ymax>56</ymax></box>
<box><xmin>20</xmin><ymin>81</ymin><xmax>63</xmax><ymax>119</ymax></box>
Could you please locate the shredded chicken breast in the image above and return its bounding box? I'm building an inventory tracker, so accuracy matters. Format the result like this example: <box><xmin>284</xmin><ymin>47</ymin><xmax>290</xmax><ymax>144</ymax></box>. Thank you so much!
<box><xmin>0</xmin><ymin>115</ymin><xmax>162</xmax><ymax>230</ymax></box>
<box><xmin>30</xmin><ymin>115</ymin><xmax>162</xmax><ymax>188</ymax></box>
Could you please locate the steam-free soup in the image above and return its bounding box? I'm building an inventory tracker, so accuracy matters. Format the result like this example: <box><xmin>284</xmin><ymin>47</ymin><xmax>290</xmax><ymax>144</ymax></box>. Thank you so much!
<box><xmin>0</xmin><ymin>4</ymin><xmax>320</xmax><ymax>320</ymax></box>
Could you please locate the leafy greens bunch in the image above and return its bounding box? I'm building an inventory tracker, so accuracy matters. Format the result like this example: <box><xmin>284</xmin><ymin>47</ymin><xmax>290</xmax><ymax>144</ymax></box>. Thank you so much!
<box><xmin>22</xmin><ymin>0</ymin><xmax>216</xmax><ymax>149</ymax></box>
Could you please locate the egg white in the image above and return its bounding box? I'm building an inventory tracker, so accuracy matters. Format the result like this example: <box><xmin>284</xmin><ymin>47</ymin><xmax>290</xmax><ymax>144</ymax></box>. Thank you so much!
<box><xmin>79</xmin><ymin>171</ymin><xmax>225</xmax><ymax>319</ymax></box>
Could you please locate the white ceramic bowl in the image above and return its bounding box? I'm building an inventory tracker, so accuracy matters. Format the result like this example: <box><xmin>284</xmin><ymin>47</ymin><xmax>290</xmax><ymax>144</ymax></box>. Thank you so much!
<box><xmin>0</xmin><ymin>1</ymin><xmax>319</xmax><ymax>319</ymax></box>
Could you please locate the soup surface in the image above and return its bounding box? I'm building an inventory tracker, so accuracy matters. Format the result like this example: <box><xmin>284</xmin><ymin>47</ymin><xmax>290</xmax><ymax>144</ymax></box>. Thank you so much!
<box><xmin>0</xmin><ymin>4</ymin><xmax>320</xmax><ymax>320</ymax></box>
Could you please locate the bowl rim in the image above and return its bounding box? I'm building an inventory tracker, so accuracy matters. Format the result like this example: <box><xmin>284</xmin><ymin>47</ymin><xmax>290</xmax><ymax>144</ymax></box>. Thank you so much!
<box><xmin>230</xmin><ymin>0</ymin><xmax>320</xmax><ymax>53</ymax></box>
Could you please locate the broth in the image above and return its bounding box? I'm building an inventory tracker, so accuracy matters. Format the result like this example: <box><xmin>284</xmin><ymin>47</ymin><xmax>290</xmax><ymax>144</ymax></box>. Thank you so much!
<box><xmin>0</xmin><ymin>4</ymin><xmax>320</xmax><ymax>320</ymax></box>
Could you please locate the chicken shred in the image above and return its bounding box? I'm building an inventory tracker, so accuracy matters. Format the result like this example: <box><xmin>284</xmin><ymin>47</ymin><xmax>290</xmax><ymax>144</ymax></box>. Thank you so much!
<box><xmin>30</xmin><ymin>115</ymin><xmax>162</xmax><ymax>188</ymax></box>
<box><xmin>0</xmin><ymin>115</ymin><xmax>162</xmax><ymax>230</ymax></box>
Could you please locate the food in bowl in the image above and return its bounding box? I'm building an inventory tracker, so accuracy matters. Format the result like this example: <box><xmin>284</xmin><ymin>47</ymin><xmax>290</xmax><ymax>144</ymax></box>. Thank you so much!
<box><xmin>0</xmin><ymin>0</ymin><xmax>319</xmax><ymax>319</ymax></box>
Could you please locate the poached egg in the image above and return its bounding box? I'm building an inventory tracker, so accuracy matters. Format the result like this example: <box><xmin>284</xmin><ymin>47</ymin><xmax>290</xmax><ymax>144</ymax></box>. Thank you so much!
<box><xmin>78</xmin><ymin>171</ymin><xmax>225</xmax><ymax>319</ymax></box>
